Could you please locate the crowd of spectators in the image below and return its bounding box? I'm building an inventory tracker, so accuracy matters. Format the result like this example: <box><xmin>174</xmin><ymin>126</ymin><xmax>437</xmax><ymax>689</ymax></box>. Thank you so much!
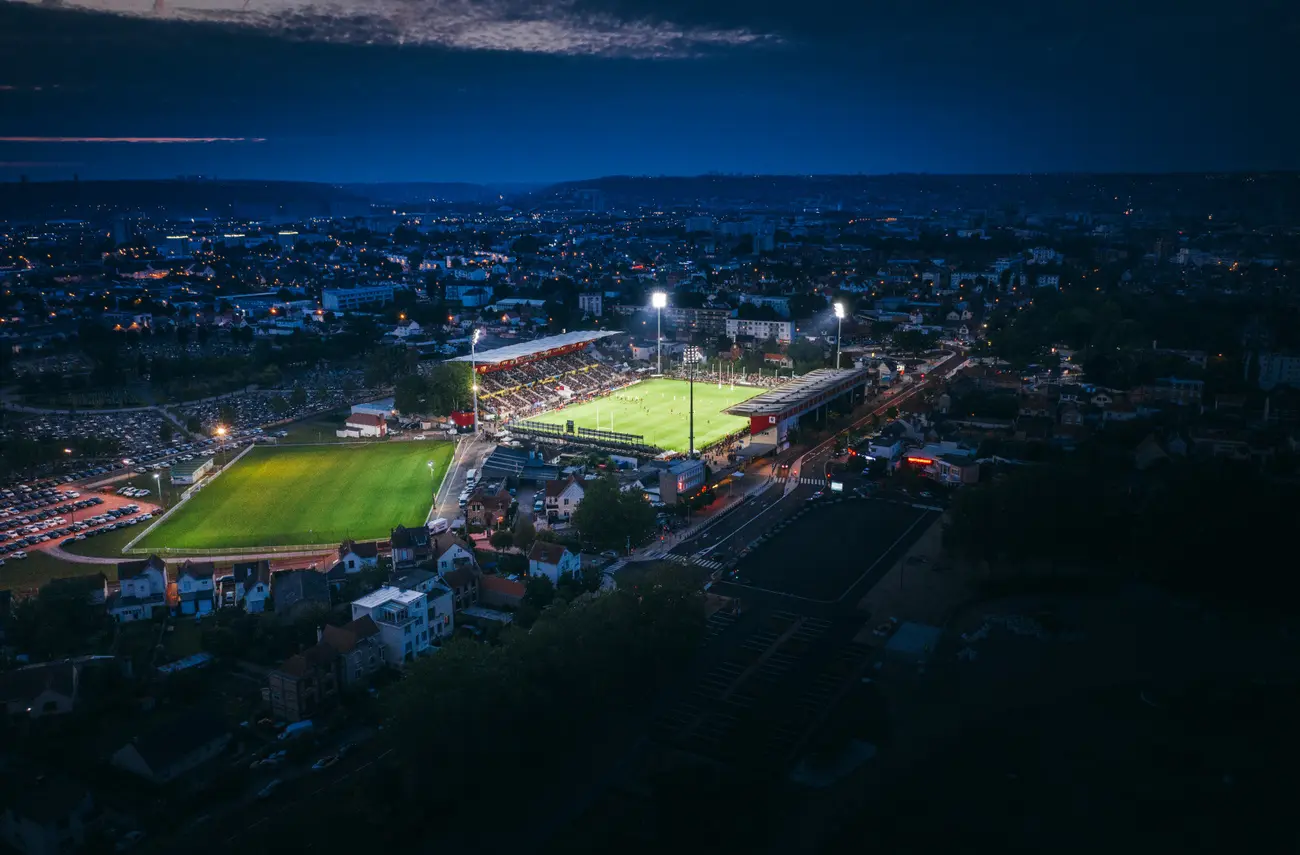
<box><xmin>479</xmin><ymin>350</ymin><xmax>629</xmax><ymax>421</ymax></box>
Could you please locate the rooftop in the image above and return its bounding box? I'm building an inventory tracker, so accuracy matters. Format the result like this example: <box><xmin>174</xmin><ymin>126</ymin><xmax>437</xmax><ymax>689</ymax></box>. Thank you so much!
<box><xmin>446</xmin><ymin>330</ymin><xmax>620</xmax><ymax>366</ymax></box>
<box><xmin>353</xmin><ymin>585</ymin><xmax>424</xmax><ymax>609</ymax></box>
<box><xmin>725</xmin><ymin>367</ymin><xmax>871</xmax><ymax>416</ymax></box>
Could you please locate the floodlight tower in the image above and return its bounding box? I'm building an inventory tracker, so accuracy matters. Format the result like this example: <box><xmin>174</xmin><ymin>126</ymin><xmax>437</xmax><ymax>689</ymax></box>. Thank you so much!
<box><xmin>833</xmin><ymin>301</ymin><xmax>845</xmax><ymax>370</ymax></box>
<box><xmin>684</xmin><ymin>345</ymin><xmax>702</xmax><ymax>457</ymax></box>
<box><xmin>651</xmin><ymin>291</ymin><xmax>667</xmax><ymax>375</ymax></box>
<box><xmin>470</xmin><ymin>328</ymin><xmax>481</xmax><ymax>435</ymax></box>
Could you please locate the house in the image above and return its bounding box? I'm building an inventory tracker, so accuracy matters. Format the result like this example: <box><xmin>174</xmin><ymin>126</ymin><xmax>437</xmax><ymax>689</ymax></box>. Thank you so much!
<box><xmin>337</xmin><ymin>540</ymin><xmax>380</xmax><ymax>572</ymax></box>
<box><xmin>110</xmin><ymin>710</ymin><xmax>231</xmax><ymax>785</ymax></box>
<box><xmin>544</xmin><ymin>476</ymin><xmax>585</xmax><ymax>521</ymax></box>
<box><xmin>351</xmin><ymin>587</ymin><xmax>432</xmax><ymax>666</ymax></box>
<box><xmin>431</xmin><ymin>532</ymin><xmax>476</xmax><ymax>575</ymax></box>
<box><xmin>440</xmin><ymin>566</ymin><xmax>479</xmax><ymax>611</ymax></box>
<box><xmin>528</xmin><ymin>541</ymin><xmax>581</xmax><ymax>584</ymax></box>
<box><xmin>268</xmin><ymin>616</ymin><xmax>385</xmax><ymax>721</ymax></box>
<box><xmin>220</xmin><ymin>560</ymin><xmax>271</xmax><ymax>612</ymax></box>
<box><xmin>390</xmin><ymin>524</ymin><xmax>432</xmax><ymax>565</ymax></box>
<box><xmin>176</xmin><ymin>560</ymin><xmax>216</xmax><ymax>616</ymax></box>
<box><xmin>109</xmin><ymin>556</ymin><xmax>168</xmax><ymax>622</ymax></box>
<box><xmin>272</xmin><ymin>569</ymin><xmax>331</xmax><ymax>619</ymax></box>
<box><xmin>466</xmin><ymin>487</ymin><xmax>512</xmax><ymax>528</ymax></box>
<box><xmin>0</xmin><ymin>659</ymin><xmax>80</xmax><ymax>718</ymax></box>
<box><xmin>391</xmin><ymin>569</ymin><xmax>455</xmax><ymax>642</ymax></box>
<box><xmin>0</xmin><ymin>776</ymin><xmax>94</xmax><ymax>855</ymax></box>
<box><xmin>322</xmin><ymin>616</ymin><xmax>385</xmax><ymax>687</ymax></box>
<box><xmin>268</xmin><ymin>638</ymin><xmax>340</xmax><ymax>723</ymax></box>
<box><xmin>480</xmin><ymin>574</ymin><xmax>527</xmax><ymax>609</ymax></box>
<box><xmin>342</xmin><ymin>412</ymin><xmax>387</xmax><ymax>438</ymax></box>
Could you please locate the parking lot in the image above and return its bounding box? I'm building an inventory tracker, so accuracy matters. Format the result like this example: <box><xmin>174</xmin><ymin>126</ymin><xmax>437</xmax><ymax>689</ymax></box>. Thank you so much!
<box><xmin>0</xmin><ymin>484</ymin><xmax>161</xmax><ymax>561</ymax></box>
<box><xmin>720</xmin><ymin>498</ymin><xmax>936</xmax><ymax>603</ymax></box>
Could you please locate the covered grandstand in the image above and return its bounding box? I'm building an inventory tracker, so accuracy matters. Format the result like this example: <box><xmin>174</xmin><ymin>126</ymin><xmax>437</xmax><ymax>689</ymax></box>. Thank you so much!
<box><xmin>448</xmin><ymin>330</ymin><xmax>622</xmax><ymax>370</ymax></box>
<box><xmin>727</xmin><ymin>367</ymin><xmax>871</xmax><ymax>445</ymax></box>
<box><xmin>448</xmin><ymin>330</ymin><xmax>629</xmax><ymax>423</ymax></box>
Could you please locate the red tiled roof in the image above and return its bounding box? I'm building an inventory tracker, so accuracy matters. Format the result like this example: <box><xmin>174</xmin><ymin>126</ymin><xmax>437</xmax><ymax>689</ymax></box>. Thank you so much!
<box><xmin>480</xmin><ymin>575</ymin><xmax>526</xmax><ymax>598</ymax></box>
<box><xmin>346</xmin><ymin>413</ymin><xmax>385</xmax><ymax>428</ymax></box>
<box><xmin>528</xmin><ymin>541</ymin><xmax>570</xmax><ymax>566</ymax></box>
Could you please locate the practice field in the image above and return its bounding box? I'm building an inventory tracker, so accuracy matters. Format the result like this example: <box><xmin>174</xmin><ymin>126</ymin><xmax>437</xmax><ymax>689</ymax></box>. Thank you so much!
<box><xmin>135</xmin><ymin>441</ymin><xmax>453</xmax><ymax>551</ymax></box>
<box><xmin>530</xmin><ymin>378</ymin><xmax>756</xmax><ymax>452</ymax></box>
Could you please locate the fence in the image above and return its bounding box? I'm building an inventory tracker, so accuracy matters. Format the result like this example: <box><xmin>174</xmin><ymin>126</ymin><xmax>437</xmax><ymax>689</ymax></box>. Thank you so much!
<box><xmin>120</xmin><ymin>442</ymin><xmax>257</xmax><ymax>555</ymax></box>
<box><xmin>123</xmin><ymin>541</ymin><xmax>341</xmax><ymax>558</ymax></box>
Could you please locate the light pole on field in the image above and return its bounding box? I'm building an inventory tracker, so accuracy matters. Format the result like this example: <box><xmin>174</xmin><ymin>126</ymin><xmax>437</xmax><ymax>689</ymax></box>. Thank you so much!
<box><xmin>651</xmin><ymin>291</ymin><xmax>667</xmax><ymax>375</ymax></box>
<box><xmin>833</xmin><ymin>301</ymin><xmax>845</xmax><ymax>370</ymax></box>
<box><xmin>685</xmin><ymin>345</ymin><xmax>702</xmax><ymax>457</ymax></box>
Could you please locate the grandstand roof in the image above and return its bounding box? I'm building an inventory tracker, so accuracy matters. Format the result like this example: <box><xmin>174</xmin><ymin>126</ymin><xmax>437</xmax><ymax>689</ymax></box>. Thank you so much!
<box><xmin>725</xmin><ymin>368</ymin><xmax>871</xmax><ymax>416</ymax></box>
<box><xmin>447</xmin><ymin>330</ymin><xmax>621</xmax><ymax>367</ymax></box>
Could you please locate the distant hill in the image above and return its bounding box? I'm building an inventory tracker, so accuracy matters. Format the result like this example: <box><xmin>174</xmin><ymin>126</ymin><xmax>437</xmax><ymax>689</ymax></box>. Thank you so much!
<box><xmin>0</xmin><ymin>179</ymin><xmax>373</xmax><ymax>221</ymax></box>
<box><xmin>534</xmin><ymin>172</ymin><xmax>1300</xmax><ymax>221</ymax></box>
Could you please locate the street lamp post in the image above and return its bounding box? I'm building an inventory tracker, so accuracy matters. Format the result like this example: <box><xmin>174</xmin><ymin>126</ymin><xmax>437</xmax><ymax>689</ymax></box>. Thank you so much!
<box><xmin>651</xmin><ymin>291</ymin><xmax>667</xmax><ymax>375</ymax></box>
<box><xmin>833</xmin><ymin>301</ymin><xmax>845</xmax><ymax>370</ymax></box>
<box><xmin>471</xmin><ymin>328</ymin><xmax>481</xmax><ymax>436</ymax></box>
<box><xmin>153</xmin><ymin>471</ymin><xmax>164</xmax><ymax>507</ymax></box>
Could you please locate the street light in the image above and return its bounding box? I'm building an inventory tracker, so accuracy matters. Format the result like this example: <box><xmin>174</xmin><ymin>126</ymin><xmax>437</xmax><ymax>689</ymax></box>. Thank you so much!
<box><xmin>651</xmin><ymin>291</ymin><xmax>667</xmax><ymax>375</ymax></box>
<box><xmin>153</xmin><ymin>471</ymin><xmax>164</xmax><ymax>507</ymax></box>
<box><xmin>471</xmin><ymin>328</ymin><xmax>481</xmax><ymax>435</ymax></box>
<box><xmin>833</xmin><ymin>302</ymin><xmax>845</xmax><ymax>370</ymax></box>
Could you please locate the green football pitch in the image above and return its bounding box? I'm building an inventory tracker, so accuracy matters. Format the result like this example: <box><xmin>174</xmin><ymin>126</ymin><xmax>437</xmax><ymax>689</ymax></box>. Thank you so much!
<box><xmin>134</xmin><ymin>441</ymin><xmax>454</xmax><ymax>551</ymax></box>
<box><xmin>530</xmin><ymin>378</ymin><xmax>758</xmax><ymax>452</ymax></box>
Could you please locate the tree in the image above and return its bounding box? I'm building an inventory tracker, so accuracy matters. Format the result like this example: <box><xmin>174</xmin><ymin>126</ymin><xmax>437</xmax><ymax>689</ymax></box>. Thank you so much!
<box><xmin>512</xmin><ymin>514</ymin><xmax>536</xmax><ymax>553</ymax></box>
<box><xmin>489</xmin><ymin>530</ymin><xmax>515</xmax><ymax>551</ymax></box>
<box><xmin>393</xmin><ymin>375</ymin><xmax>429</xmax><ymax>415</ymax></box>
<box><xmin>522</xmin><ymin>574</ymin><xmax>555</xmax><ymax>610</ymax></box>
<box><xmin>570</xmin><ymin>474</ymin><xmax>656</xmax><ymax>551</ymax></box>
<box><xmin>159</xmin><ymin>421</ymin><xmax>174</xmax><ymax>443</ymax></box>
<box><xmin>885</xmin><ymin>406</ymin><xmax>899</xmax><ymax>419</ymax></box>
<box><xmin>268</xmin><ymin>395</ymin><xmax>290</xmax><ymax>416</ymax></box>
<box><xmin>289</xmin><ymin>386</ymin><xmax>308</xmax><ymax>407</ymax></box>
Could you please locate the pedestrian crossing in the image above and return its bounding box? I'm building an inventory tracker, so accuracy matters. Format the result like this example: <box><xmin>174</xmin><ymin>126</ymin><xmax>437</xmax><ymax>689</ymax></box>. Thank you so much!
<box><xmin>666</xmin><ymin>552</ymin><xmax>728</xmax><ymax>572</ymax></box>
<box><xmin>776</xmin><ymin>476</ymin><xmax>827</xmax><ymax>487</ymax></box>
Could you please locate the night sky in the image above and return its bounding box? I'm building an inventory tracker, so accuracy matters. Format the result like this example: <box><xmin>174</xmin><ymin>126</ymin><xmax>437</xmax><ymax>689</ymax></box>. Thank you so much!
<box><xmin>1</xmin><ymin>0</ymin><xmax>1297</xmax><ymax>183</ymax></box>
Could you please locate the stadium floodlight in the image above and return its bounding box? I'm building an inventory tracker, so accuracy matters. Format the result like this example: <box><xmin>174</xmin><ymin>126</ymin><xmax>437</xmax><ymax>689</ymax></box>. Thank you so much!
<box><xmin>833</xmin><ymin>301</ymin><xmax>845</xmax><ymax>369</ymax></box>
<box><xmin>470</xmin><ymin>329</ymin><xmax>481</xmax><ymax>435</ymax></box>
<box><xmin>651</xmin><ymin>291</ymin><xmax>667</xmax><ymax>375</ymax></box>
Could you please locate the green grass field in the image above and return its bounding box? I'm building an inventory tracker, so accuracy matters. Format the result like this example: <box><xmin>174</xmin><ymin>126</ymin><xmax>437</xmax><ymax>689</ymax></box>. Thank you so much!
<box><xmin>135</xmin><ymin>441</ymin><xmax>454</xmax><ymax>551</ymax></box>
<box><xmin>531</xmin><ymin>378</ymin><xmax>757</xmax><ymax>452</ymax></box>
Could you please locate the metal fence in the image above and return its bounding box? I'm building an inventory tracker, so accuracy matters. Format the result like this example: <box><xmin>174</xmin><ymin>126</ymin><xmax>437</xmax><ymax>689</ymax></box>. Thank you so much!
<box><xmin>120</xmin><ymin>442</ymin><xmax>257</xmax><ymax>555</ymax></box>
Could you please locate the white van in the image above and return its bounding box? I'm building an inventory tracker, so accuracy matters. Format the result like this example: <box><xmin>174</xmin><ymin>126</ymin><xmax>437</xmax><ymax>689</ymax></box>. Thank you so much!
<box><xmin>465</xmin><ymin>468</ymin><xmax>478</xmax><ymax>485</ymax></box>
<box><xmin>428</xmin><ymin>518</ymin><xmax>450</xmax><ymax>535</ymax></box>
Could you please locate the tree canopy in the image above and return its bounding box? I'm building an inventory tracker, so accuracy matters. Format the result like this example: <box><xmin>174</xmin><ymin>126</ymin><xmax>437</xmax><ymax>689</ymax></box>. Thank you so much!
<box><xmin>570</xmin><ymin>474</ymin><xmax>656</xmax><ymax>550</ymax></box>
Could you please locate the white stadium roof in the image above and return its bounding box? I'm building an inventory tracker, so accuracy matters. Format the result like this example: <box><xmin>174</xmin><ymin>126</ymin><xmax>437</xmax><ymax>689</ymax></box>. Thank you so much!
<box><xmin>447</xmin><ymin>330</ymin><xmax>621</xmax><ymax>367</ymax></box>
<box><xmin>725</xmin><ymin>368</ymin><xmax>870</xmax><ymax>416</ymax></box>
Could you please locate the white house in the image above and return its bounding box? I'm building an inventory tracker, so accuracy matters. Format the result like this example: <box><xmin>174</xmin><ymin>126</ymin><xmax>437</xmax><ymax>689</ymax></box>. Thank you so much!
<box><xmin>391</xmin><ymin>570</ymin><xmax>456</xmax><ymax>643</ymax></box>
<box><xmin>176</xmin><ymin>561</ymin><xmax>216</xmax><ymax>616</ymax></box>
<box><xmin>544</xmin><ymin>476</ymin><xmax>585</xmax><ymax>521</ymax></box>
<box><xmin>431</xmin><ymin>532</ymin><xmax>477</xmax><ymax>575</ymax></box>
<box><xmin>109</xmin><ymin>556</ymin><xmax>168</xmax><ymax>622</ymax></box>
<box><xmin>351</xmin><ymin>587</ymin><xmax>432</xmax><ymax>667</ymax></box>
<box><xmin>222</xmin><ymin>560</ymin><xmax>271</xmax><ymax>612</ymax></box>
<box><xmin>391</xmin><ymin>320</ymin><xmax>423</xmax><ymax>339</ymax></box>
<box><xmin>342</xmin><ymin>412</ymin><xmax>387</xmax><ymax>438</ymax></box>
<box><xmin>337</xmin><ymin>540</ymin><xmax>381</xmax><ymax>572</ymax></box>
<box><xmin>528</xmin><ymin>542</ymin><xmax>581</xmax><ymax>585</ymax></box>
